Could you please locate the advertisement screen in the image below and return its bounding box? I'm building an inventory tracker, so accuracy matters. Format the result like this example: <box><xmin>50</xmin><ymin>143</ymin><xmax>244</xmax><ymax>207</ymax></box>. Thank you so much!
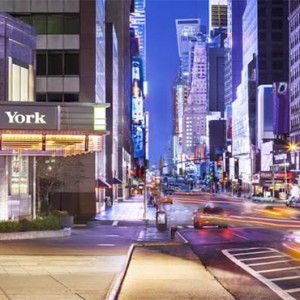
<box><xmin>132</xmin><ymin>124</ymin><xmax>145</xmax><ymax>158</ymax></box>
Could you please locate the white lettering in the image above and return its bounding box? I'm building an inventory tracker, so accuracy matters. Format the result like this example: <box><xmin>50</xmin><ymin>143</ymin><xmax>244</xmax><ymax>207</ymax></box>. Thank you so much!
<box><xmin>4</xmin><ymin>111</ymin><xmax>47</xmax><ymax>124</ymax></box>
<box><xmin>35</xmin><ymin>112</ymin><xmax>46</xmax><ymax>124</ymax></box>
<box><xmin>5</xmin><ymin>111</ymin><xmax>18</xmax><ymax>123</ymax></box>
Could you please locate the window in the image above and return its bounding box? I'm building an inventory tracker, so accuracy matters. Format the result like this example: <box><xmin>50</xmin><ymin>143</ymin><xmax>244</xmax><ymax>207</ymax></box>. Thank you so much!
<box><xmin>272</xmin><ymin>32</ymin><xmax>282</xmax><ymax>42</ymax></box>
<box><xmin>32</xmin><ymin>15</ymin><xmax>47</xmax><ymax>34</ymax></box>
<box><xmin>64</xmin><ymin>93</ymin><xmax>79</xmax><ymax>102</ymax></box>
<box><xmin>48</xmin><ymin>52</ymin><xmax>63</xmax><ymax>75</ymax></box>
<box><xmin>36</xmin><ymin>93</ymin><xmax>46</xmax><ymax>102</ymax></box>
<box><xmin>64</xmin><ymin>14</ymin><xmax>80</xmax><ymax>34</ymax></box>
<box><xmin>48</xmin><ymin>93</ymin><xmax>63</xmax><ymax>102</ymax></box>
<box><xmin>37</xmin><ymin>50</ymin><xmax>79</xmax><ymax>76</ymax></box>
<box><xmin>64</xmin><ymin>52</ymin><xmax>79</xmax><ymax>75</ymax></box>
<box><xmin>36</xmin><ymin>53</ymin><xmax>47</xmax><ymax>76</ymax></box>
<box><xmin>47</xmin><ymin>15</ymin><xmax>64</xmax><ymax>34</ymax></box>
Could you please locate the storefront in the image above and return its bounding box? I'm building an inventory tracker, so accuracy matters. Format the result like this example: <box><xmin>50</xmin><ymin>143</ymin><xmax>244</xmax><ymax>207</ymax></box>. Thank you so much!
<box><xmin>0</xmin><ymin>101</ymin><xmax>109</xmax><ymax>220</ymax></box>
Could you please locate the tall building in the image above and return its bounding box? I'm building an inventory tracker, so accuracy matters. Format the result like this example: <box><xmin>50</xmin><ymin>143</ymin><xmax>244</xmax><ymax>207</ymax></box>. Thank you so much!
<box><xmin>130</xmin><ymin>0</ymin><xmax>146</xmax><ymax>77</ymax></box>
<box><xmin>0</xmin><ymin>0</ymin><xmax>133</xmax><ymax>219</ymax></box>
<box><xmin>232</xmin><ymin>0</ymin><xmax>289</xmax><ymax>184</ymax></box>
<box><xmin>175</xmin><ymin>19</ymin><xmax>200</xmax><ymax>84</ymax></box>
<box><xmin>209</xmin><ymin>0</ymin><xmax>228</xmax><ymax>35</ymax></box>
<box><xmin>183</xmin><ymin>34</ymin><xmax>208</xmax><ymax>157</ymax></box>
<box><xmin>289</xmin><ymin>2</ymin><xmax>300</xmax><ymax>157</ymax></box>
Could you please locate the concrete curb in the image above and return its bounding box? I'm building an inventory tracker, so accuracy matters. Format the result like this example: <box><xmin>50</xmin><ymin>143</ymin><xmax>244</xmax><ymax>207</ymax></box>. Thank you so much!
<box><xmin>105</xmin><ymin>230</ymin><xmax>188</xmax><ymax>300</ymax></box>
<box><xmin>0</xmin><ymin>228</ymin><xmax>71</xmax><ymax>240</ymax></box>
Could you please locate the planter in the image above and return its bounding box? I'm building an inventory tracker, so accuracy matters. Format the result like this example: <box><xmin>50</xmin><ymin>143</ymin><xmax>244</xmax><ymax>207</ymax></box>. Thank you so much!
<box><xmin>60</xmin><ymin>216</ymin><xmax>74</xmax><ymax>228</ymax></box>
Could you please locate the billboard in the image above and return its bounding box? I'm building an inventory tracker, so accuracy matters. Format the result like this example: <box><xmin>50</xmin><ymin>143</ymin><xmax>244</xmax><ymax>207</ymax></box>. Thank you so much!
<box><xmin>273</xmin><ymin>82</ymin><xmax>289</xmax><ymax>135</ymax></box>
<box><xmin>131</xmin><ymin>57</ymin><xmax>144</xmax><ymax>125</ymax></box>
<box><xmin>132</xmin><ymin>124</ymin><xmax>145</xmax><ymax>158</ymax></box>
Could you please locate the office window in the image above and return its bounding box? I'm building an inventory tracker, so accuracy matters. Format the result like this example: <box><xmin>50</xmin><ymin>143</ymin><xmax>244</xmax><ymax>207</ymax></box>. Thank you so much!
<box><xmin>48</xmin><ymin>52</ymin><xmax>63</xmax><ymax>75</ymax></box>
<box><xmin>64</xmin><ymin>52</ymin><xmax>79</xmax><ymax>75</ymax></box>
<box><xmin>48</xmin><ymin>93</ymin><xmax>63</xmax><ymax>102</ymax></box>
<box><xmin>36</xmin><ymin>93</ymin><xmax>46</xmax><ymax>102</ymax></box>
<box><xmin>64</xmin><ymin>14</ymin><xmax>80</xmax><ymax>34</ymax></box>
<box><xmin>36</xmin><ymin>52</ymin><xmax>47</xmax><ymax>76</ymax></box>
<box><xmin>48</xmin><ymin>15</ymin><xmax>64</xmax><ymax>34</ymax></box>
<box><xmin>32</xmin><ymin>15</ymin><xmax>47</xmax><ymax>34</ymax></box>
<box><xmin>64</xmin><ymin>93</ymin><xmax>79</xmax><ymax>102</ymax></box>
<box><xmin>272</xmin><ymin>32</ymin><xmax>282</xmax><ymax>42</ymax></box>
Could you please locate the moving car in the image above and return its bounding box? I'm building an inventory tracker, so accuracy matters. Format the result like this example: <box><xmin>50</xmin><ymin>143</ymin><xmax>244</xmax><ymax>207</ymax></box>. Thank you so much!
<box><xmin>192</xmin><ymin>204</ymin><xmax>227</xmax><ymax>229</ymax></box>
<box><xmin>251</xmin><ymin>194</ymin><xmax>275</xmax><ymax>203</ymax></box>
<box><xmin>286</xmin><ymin>196</ymin><xmax>300</xmax><ymax>208</ymax></box>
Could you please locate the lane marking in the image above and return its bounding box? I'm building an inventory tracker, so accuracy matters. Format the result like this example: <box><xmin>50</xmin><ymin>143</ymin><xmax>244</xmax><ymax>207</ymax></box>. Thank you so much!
<box><xmin>105</xmin><ymin>235</ymin><xmax>120</xmax><ymax>237</ymax></box>
<box><xmin>271</xmin><ymin>275</ymin><xmax>300</xmax><ymax>282</ymax></box>
<box><xmin>112</xmin><ymin>221</ymin><xmax>119</xmax><ymax>226</ymax></box>
<box><xmin>222</xmin><ymin>248</ymin><xmax>296</xmax><ymax>300</ymax></box>
<box><xmin>234</xmin><ymin>250</ymin><xmax>274</xmax><ymax>256</ymax></box>
<box><xmin>248</xmin><ymin>259</ymin><xmax>291</xmax><ymax>267</ymax></box>
<box><xmin>97</xmin><ymin>244</ymin><xmax>116</xmax><ymax>247</ymax></box>
<box><xmin>232</xmin><ymin>233</ymin><xmax>249</xmax><ymax>240</ymax></box>
<box><xmin>240</xmin><ymin>255</ymin><xmax>284</xmax><ymax>262</ymax></box>
<box><xmin>225</xmin><ymin>247</ymin><xmax>264</xmax><ymax>252</ymax></box>
<box><xmin>285</xmin><ymin>288</ymin><xmax>300</xmax><ymax>293</ymax></box>
<box><xmin>259</xmin><ymin>266</ymin><xmax>300</xmax><ymax>274</ymax></box>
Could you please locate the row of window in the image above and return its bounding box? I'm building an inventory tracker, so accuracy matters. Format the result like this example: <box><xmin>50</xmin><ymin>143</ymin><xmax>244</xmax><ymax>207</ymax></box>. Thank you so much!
<box><xmin>291</xmin><ymin>30</ymin><xmax>300</xmax><ymax>49</ymax></box>
<box><xmin>14</xmin><ymin>14</ymin><xmax>80</xmax><ymax>35</ymax></box>
<box><xmin>36</xmin><ymin>93</ymin><xmax>79</xmax><ymax>102</ymax></box>
<box><xmin>37</xmin><ymin>50</ymin><xmax>79</xmax><ymax>76</ymax></box>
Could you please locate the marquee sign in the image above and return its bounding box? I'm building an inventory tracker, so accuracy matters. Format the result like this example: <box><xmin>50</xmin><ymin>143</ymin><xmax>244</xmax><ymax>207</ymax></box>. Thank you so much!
<box><xmin>0</xmin><ymin>105</ymin><xmax>58</xmax><ymax>130</ymax></box>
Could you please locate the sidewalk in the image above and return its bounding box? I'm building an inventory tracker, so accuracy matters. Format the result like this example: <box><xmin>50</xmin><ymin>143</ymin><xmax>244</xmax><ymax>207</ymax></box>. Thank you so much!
<box><xmin>103</xmin><ymin>195</ymin><xmax>235</xmax><ymax>300</ymax></box>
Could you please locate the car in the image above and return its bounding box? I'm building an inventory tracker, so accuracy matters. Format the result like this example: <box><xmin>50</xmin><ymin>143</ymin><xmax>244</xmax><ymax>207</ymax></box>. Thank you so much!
<box><xmin>286</xmin><ymin>196</ymin><xmax>300</xmax><ymax>207</ymax></box>
<box><xmin>192</xmin><ymin>204</ymin><xmax>227</xmax><ymax>229</ymax></box>
<box><xmin>159</xmin><ymin>196</ymin><xmax>173</xmax><ymax>204</ymax></box>
<box><xmin>283</xmin><ymin>230</ymin><xmax>300</xmax><ymax>258</ymax></box>
<box><xmin>251</xmin><ymin>195</ymin><xmax>275</xmax><ymax>203</ymax></box>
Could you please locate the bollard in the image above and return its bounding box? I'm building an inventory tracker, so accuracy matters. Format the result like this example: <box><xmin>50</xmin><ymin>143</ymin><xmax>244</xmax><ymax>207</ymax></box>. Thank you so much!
<box><xmin>170</xmin><ymin>225</ymin><xmax>178</xmax><ymax>239</ymax></box>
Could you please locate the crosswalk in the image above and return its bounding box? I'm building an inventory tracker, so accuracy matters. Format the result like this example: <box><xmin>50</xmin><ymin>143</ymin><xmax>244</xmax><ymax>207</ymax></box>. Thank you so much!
<box><xmin>222</xmin><ymin>247</ymin><xmax>300</xmax><ymax>300</ymax></box>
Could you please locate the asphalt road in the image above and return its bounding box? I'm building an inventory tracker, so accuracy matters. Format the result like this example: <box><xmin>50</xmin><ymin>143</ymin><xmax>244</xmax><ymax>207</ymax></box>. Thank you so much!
<box><xmin>169</xmin><ymin>192</ymin><xmax>300</xmax><ymax>300</ymax></box>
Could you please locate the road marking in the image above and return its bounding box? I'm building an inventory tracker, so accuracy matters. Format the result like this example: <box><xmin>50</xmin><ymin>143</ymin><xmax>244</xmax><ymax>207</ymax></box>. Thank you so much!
<box><xmin>232</xmin><ymin>233</ymin><xmax>249</xmax><ymax>240</ymax></box>
<box><xmin>105</xmin><ymin>235</ymin><xmax>120</xmax><ymax>237</ymax></box>
<box><xmin>271</xmin><ymin>275</ymin><xmax>300</xmax><ymax>282</ymax></box>
<box><xmin>247</xmin><ymin>259</ymin><xmax>291</xmax><ymax>267</ymax></box>
<box><xmin>234</xmin><ymin>250</ymin><xmax>274</xmax><ymax>256</ymax></box>
<box><xmin>222</xmin><ymin>248</ymin><xmax>296</xmax><ymax>300</ymax></box>
<box><xmin>259</xmin><ymin>266</ymin><xmax>300</xmax><ymax>274</ymax></box>
<box><xmin>112</xmin><ymin>221</ymin><xmax>118</xmax><ymax>226</ymax></box>
<box><xmin>240</xmin><ymin>255</ymin><xmax>283</xmax><ymax>262</ymax></box>
<box><xmin>97</xmin><ymin>244</ymin><xmax>116</xmax><ymax>247</ymax></box>
<box><xmin>285</xmin><ymin>288</ymin><xmax>300</xmax><ymax>293</ymax></box>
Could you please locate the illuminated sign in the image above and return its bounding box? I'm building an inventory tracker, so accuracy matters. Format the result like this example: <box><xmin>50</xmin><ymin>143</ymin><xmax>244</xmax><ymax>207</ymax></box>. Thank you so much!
<box><xmin>0</xmin><ymin>105</ymin><xmax>57</xmax><ymax>130</ymax></box>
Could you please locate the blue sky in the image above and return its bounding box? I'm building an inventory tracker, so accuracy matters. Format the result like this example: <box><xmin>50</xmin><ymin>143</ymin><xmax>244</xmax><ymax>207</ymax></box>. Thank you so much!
<box><xmin>146</xmin><ymin>0</ymin><xmax>208</xmax><ymax>165</ymax></box>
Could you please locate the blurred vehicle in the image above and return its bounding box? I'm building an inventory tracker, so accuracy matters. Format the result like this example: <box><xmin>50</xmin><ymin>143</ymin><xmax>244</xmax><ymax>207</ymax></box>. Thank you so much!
<box><xmin>159</xmin><ymin>196</ymin><xmax>173</xmax><ymax>204</ymax></box>
<box><xmin>163</xmin><ymin>189</ymin><xmax>174</xmax><ymax>195</ymax></box>
<box><xmin>256</xmin><ymin>205</ymin><xmax>298</xmax><ymax>219</ymax></box>
<box><xmin>283</xmin><ymin>230</ymin><xmax>300</xmax><ymax>258</ymax></box>
<box><xmin>286</xmin><ymin>195</ymin><xmax>300</xmax><ymax>208</ymax></box>
<box><xmin>192</xmin><ymin>204</ymin><xmax>227</xmax><ymax>229</ymax></box>
<box><xmin>252</xmin><ymin>194</ymin><xmax>275</xmax><ymax>203</ymax></box>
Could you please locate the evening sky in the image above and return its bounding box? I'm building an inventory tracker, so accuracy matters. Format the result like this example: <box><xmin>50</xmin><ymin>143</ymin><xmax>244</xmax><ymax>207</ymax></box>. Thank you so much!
<box><xmin>146</xmin><ymin>0</ymin><xmax>209</xmax><ymax>165</ymax></box>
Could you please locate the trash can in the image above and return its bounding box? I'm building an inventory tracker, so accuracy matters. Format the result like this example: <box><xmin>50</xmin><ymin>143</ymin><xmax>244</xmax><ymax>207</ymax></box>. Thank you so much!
<box><xmin>156</xmin><ymin>210</ymin><xmax>167</xmax><ymax>231</ymax></box>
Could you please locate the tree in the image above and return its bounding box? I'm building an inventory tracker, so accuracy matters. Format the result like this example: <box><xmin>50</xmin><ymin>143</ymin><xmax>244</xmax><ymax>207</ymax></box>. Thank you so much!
<box><xmin>36</xmin><ymin>156</ymin><xmax>83</xmax><ymax>216</ymax></box>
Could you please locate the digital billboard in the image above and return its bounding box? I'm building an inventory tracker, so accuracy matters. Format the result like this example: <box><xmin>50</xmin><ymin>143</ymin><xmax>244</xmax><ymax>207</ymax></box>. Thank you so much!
<box><xmin>132</xmin><ymin>124</ymin><xmax>145</xmax><ymax>158</ymax></box>
<box><xmin>273</xmin><ymin>82</ymin><xmax>289</xmax><ymax>135</ymax></box>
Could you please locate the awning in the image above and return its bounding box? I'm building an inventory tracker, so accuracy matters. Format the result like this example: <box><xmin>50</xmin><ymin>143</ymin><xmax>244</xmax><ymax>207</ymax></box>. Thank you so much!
<box><xmin>112</xmin><ymin>177</ymin><xmax>122</xmax><ymax>184</ymax></box>
<box><xmin>95</xmin><ymin>178</ymin><xmax>111</xmax><ymax>189</ymax></box>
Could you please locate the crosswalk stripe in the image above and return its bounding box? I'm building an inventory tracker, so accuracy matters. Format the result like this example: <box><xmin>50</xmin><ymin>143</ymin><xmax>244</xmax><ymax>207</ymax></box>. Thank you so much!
<box><xmin>240</xmin><ymin>255</ymin><xmax>284</xmax><ymax>262</ymax></box>
<box><xmin>234</xmin><ymin>250</ymin><xmax>275</xmax><ymax>256</ymax></box>
<box><xmin>259</xmin><ymin>266</ymin><xmax>300</xmax><ymax>274</ymax></box>
<box><xmin>271</xmin><ymin>275</ymin><xmax>300</xmax><ymax>282</ymax></box>
<box><xmin>247</xmin><ymin>259</ymin><xmax>291</xmax><ymax>267</ymax></box>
